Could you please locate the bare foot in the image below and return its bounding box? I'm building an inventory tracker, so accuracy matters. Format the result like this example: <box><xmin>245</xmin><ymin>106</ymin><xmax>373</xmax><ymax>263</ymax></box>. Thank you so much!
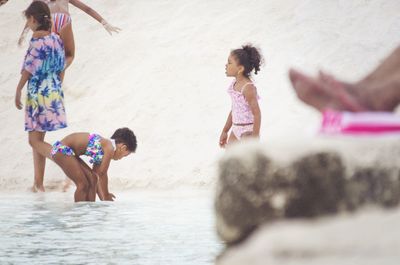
<box><xmin>0</xmin><ymin>0</ymin><xmax>9</xmax><ymax>7</ymax></box>
<box><xmin>289</xmin><ymin>69</ymin><xmax>344</xmax><ymax>112</ymax></box>
<box><xmin>30</xmin><ymin>184</ymin><xmax>45</xmax><ymax>193</ymax></box>
<box><xmin>289</xmin><ymin>69</ymin><xmax>368</xmax><ymax>112</ymax></box>
<box><xmin>320</xmin><ymin>72</ymin><xmax>400</xmax><ymax>112</ymax></box>
<box><xmin>36</xmin><ymin>185</ymin><xmax>45</xmax><ymax>192</ymax></box>
<box><xmin>318</xmin><ymin>71</ymin><xmax>368</xmax><ymax>111</ymax></box>
<box><xmin>30</xmin><ymin>185</ymin><xmax>38</xmax><ymax>193</ymax></box>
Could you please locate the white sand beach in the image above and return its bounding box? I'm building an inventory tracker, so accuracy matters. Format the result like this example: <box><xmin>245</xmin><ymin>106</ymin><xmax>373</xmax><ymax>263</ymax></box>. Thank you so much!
<box><xmin>1</xmin><ymin>0</ymin><xmax>399</xmax><ymax>190</ymax></box>
<box><xmin>1</xmin><ymin>1</ymin><xmax>400</xmax><ymax>264</ymax></box>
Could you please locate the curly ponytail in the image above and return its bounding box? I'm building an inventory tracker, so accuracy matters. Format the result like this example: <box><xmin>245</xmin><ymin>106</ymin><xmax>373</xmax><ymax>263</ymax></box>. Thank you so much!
<box><xmin>24</xmin><ymin>1</ymin><xmax>52</xmax><ymax>32</ymax></box>
<box><xmin>231</xmin><ymin>44</ymin><xmax>263</xmax><ymax>77</ymax></box>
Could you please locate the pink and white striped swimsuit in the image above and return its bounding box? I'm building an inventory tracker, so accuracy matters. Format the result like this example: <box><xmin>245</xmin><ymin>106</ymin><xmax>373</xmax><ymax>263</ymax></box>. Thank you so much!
<box><xmin>37</xmin><ymin>0</ymin><xmax>71</xmax><ymax>34</ymax></box>
<box><xmin>228</xmin><ymin>81</ymin><xmax>259</xmax><ymax>139</ymax></box>
<box><xmin>51</xmin><ymin>13</ymin><xmax>71</xmax><ymax>34</ymax></box>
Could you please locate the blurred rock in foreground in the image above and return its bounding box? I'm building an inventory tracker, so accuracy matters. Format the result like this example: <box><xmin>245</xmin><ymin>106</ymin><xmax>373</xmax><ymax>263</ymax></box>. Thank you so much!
<box><xmin>215</xmin><ymin>137</ymin><xmax>400</xmax><ymax>264</ymax></box>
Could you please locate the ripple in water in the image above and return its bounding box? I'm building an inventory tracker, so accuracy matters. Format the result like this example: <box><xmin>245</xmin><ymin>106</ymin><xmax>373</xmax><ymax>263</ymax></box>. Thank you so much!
<box><xmin>0</xmin><ymin>190</ymin><xmax>222</xmax><ymax>264</ymax></box>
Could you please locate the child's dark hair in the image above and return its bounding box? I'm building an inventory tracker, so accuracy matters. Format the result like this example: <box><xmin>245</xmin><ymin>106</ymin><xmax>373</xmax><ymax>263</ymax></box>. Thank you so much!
<box><xmin>231</xmin><ymin>44</ymin><xmax>263</xmax><ymax>77</ymax></box>
<box><xmin>111</xmin><ymin>127</ymin><xmax>137</xmax><ymax>152</ymax></box>
<box><xmin>24</xmin><ymin>1</ymin><xmax>52</xmax><ymax>32</ymax></box>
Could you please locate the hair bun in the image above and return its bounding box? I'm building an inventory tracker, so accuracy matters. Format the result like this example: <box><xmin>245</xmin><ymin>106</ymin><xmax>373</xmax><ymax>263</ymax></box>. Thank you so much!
<box><xmin>242</xmin><ymin>44</ymin><xmax>263</xmax><ymax>75</ymax></box>
<box><xmin>231</xmin><ymin>44</ymin><xmax>263</xmax><ymax>76</ymax></box>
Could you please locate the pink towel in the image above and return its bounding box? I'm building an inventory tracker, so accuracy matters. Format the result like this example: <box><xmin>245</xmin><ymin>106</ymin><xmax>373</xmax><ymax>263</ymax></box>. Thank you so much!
<box><xmin>320</xmin><ymin>110</ymin><xmax>400</xmax><ymax>135</ymax></box>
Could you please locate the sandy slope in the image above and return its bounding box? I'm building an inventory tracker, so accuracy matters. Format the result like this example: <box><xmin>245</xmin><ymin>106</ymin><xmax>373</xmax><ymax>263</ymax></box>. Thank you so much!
<box><xmin>0</xmin><ymin>0</ymin><xmax>399</xmax><ymax>190</ymax></box>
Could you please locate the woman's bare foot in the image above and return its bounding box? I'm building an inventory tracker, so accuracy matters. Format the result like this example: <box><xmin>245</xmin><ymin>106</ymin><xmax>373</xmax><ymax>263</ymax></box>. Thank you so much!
<box><xmin>290</xmin><ymin>45</ymin><xmax>400</xmax><ymax>112</ymax></box>
<box><xmin>317</xmin><ymin>71</ymin><xmax>369</xmax><ymax>111</ymax></box>
<box><xmin>30</xmin><ymin>185</ymin><xmax>37</xmax><ymax>193</ymax></box>
<box><xmin>289</xmin><ymin>69</ymin><xmax>370</xmax><ymax>112</ymax></box>
<box><xmin>318</xmin><ymin>71</ymin><xmax>400</xmax><ymax>112</ymax></box>
<box><xmin>289</xmin><ymin>69</ymin><xmax>350</xmax><ymax>112</ymax></box>
<box><xmin>30</xmin><ymin>184</ymin><xmax>45</xmax><ymax>192</ymax></box>
<box><xmin>0</xmin><ymin>0</ymin><xmax>8</xmax><ymax>6</ymax></box>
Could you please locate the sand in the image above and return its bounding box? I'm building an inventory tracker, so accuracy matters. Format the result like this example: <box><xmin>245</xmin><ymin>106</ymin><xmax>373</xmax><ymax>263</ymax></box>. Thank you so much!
<box><xmin>0</xmin><ymin>0</ymin><xmax>399</xmax><ymax>190</ymax></box>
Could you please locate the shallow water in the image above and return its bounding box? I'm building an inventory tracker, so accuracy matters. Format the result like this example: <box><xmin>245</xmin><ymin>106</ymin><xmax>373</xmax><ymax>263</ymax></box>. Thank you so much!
<box><xmin>0</xmin><ymin>190</ymin><xmax>222</xmax><ymax>264</ymax></box>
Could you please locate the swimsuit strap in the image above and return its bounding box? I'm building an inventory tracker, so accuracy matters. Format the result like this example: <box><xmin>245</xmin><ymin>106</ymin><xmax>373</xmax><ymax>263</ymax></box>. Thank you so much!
<box><xmin>240</xmin><ymin>82</ymin><xmax>254</xmax><ymax>93</ymax></box>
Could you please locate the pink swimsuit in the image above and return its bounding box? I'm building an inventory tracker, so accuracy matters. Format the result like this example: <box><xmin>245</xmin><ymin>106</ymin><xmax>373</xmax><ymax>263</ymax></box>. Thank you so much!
<box><xmin>228</xmin><ymin>81</ymin><xmax>259</xmax><ymax>139</ymax></box>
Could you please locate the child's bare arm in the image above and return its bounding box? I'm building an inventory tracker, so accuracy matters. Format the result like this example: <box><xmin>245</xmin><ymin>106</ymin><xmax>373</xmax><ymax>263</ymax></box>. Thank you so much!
<box><xmin>244</xmin><ymin>85</ymin><xmax>261</xmax><ymax>137</ymax></box>
<box><xmin>69</xmin><ymin>0</ymin><xmax>121</xmax><ymax>34</ymax></box>
<box><xmin>219</xmin><ymin>111</ymin><xmax>232</xmax><ymax>148</ymax></box>
<box><xmin>15</xmin><ymin>70</ymin><xmax>31</xmax><ymax>109</ymax></box>
<box><xmin>93</xmin><ymin>142</ymin><xmax>115</xmax><ymax>201</ymax></box>
<box><xmin>222</xmin><ymin>111</ymin><xmax>233</xmax><ymax>133</ymax></box>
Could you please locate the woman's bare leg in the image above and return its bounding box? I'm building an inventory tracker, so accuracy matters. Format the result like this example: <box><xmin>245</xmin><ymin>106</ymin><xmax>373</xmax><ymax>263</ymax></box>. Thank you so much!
<box><xmin>29</xmin><ymin>132</ymin><xmax>48</xmax><ymax>192</ymax></box>
<box><xmin>358</xmin><ymin>45</ymin><xmax>400</xmax><ymax>87</ymax></box>
<box><xmin>373</xmin><ymin>75</ymin><xmax>400</xmax><ymax>111</ymax></box>
<box><xmin>28</xmin><ymin>131</ymin><xmax>53</xmax><ymax>157</ymax></box>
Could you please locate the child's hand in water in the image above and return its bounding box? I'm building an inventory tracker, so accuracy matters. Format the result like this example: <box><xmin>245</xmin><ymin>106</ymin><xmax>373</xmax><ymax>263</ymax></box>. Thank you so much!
<box><xmin>105</xmin><ymin>193</ymin><xmax>116</xmax><ymax>201</ymax></box>
<box><xmin>15</xmin><ymin>90</ymin><xmax>23</xmax><ymax>110</ymax></box>
<box><xmin>219</xmin><ymin>131</ymin><xmax>228</xmax><ymax>148</ymax></box>
<box><xmin>101</xmin><ymin>20</ymin><xmax>121</xmax><ymax>35</ymax></box>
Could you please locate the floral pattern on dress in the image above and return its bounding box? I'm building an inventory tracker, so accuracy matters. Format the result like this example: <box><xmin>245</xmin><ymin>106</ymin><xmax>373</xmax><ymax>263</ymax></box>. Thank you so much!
<box><xmin>22</xmin><ymin>33</ymin><xmax>66</xmax><ymax>132</ymax></box>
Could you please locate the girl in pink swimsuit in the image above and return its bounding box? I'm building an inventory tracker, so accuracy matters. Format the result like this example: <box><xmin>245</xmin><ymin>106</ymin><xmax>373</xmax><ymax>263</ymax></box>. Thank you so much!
<box><xmin>18</xmin><ymin>0</ymin><xmax>120</xmax><ymax>70</ymax></box>
<box><xmin>219</xmin><ymin>44</ymin><xmax>263</xmax><ymax>147</ymax></box>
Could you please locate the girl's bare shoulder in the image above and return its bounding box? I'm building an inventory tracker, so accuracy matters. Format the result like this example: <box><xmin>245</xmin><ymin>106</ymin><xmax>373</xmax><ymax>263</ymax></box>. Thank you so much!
<box><xmin>100</xmin><ymin>137</ymin><xmax>114</xmax><ymax>152</ymax></box>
